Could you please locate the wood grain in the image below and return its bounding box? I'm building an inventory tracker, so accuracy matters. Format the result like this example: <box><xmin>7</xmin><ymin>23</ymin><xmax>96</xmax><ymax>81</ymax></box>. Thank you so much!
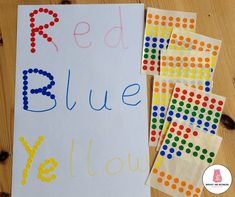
<box><xmin>0</xmin><ymin>0</ymin><xmax>234</xmax><ymax>196</ymax></box>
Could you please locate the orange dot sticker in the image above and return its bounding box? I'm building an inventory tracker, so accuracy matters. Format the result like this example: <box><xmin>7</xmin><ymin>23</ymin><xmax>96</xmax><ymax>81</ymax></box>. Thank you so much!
<box><xmin>169</xmin><ymin>16</ymin><xmax>173</xmax><ymax>21</ymax></box>
<box><xmin>160</xmin><ymin>171</ymin><xmax>165</xmax><ymax>177</ymax></box>
<box><xmin>179</xmin><ymin>36</ymin><xmax>184</xmax><ymax>40</ymax></box>
<box><xmin>153</xmin><ymin>168</ymin><xmax>158</xmax><ymax>174</ymax></box>
<box><xmin>176</xmin><ymin>17</ymin><xmax>180</xmax><ymax>22</ymax></box>
<box><xmin>214</xmin><ymin>45</ymin><xmax>219</xmax><ymax>50</ymax></box>
<box><xmin>162</xmin><ymin>56</ymin><xmax>166</xmax><ymax>60</ymax></box>
<box><xmin>181</xmin><ymin>181</ymin><xmax>186</xmax><ymax>186</ymax></box>
<box><xmin>148</xmin><ymin>13</ymin><xmax>153</xmax><ymax>18</ymax></box>
<box><xmin>176</xmin><ymin>23</ymin><xmax>180</xmax><ymax>27</ymax></box>
<box><xmin>147</xmin><ymin>19</ymin><xmax>152</xmax><ymax>24</ymax></box>
<box><xmin>183</xmin><ymin>18</ymin><xmax>187</xmax><ymax>22</ymax></box>
<box><xmin>188</xmin><ymin>184</ymin><xmax>194</xmax><ymax>190</ymax></box>
<box><xmin>164</xmin><ymin>181</ymin><xmax>170</xmax><ymax>186</ymax></box>
<box><xmin>168</xmin><ymin>22</ymin><xmax>173</xmax><ymax>26</ymax></box>
<box><xmin>179</xmin><ymin>187</ymin><xmax>184</xmax><ymax>193</ymax></box>
<box><xmin>190</xmin><ymin>18</ymin><xmax>195</xmax><ymax>23</ymax></box>
<box><xmin>172</xmin><ymin>34</ymin><xmax>177</xmax><ymax>38</ymax></box>
<box><xmin>195</xmin><ymin>188</ymin><xmax>201</xmax><ymax>193</ymax></box>
<box><xmin>182</xmin><ymin>24</ymin><xmax>187</xmax><ymax>28</ymax></box>
<box><xmin>161</xmin><ymin>15</ymin><xmax>166</xmax><ymax>20</ymax></box>
<box><xmin>171</xmin><ymin>184</ymin><xmax>177</xmax><ymax>190</ymax></box>
<box><xmin>169</xmin><ymin>56</ymin><xmax>174</xmax><ymax>61</ymax></box>
<box><xmin>186</xmin><ymin>191</ymin><xmax>191</xmax><ymax>196</ymax></box>
<box><xmin>167</xmin><ymin>175</ymin><xmax>172</xmax><ymax>180</ymax></box>
<box><xmin>157</xmin><ymin>177</ymin><xmax>163</xmax><ymax>183</ymax></box>
<box><xmin>154</xmin><ymin>20</ymin><xmax>159</xmax><ymax>25</ymax></box>
<box><xmin>155</xmin><ymin>15</ymin><xmax>159</xmax><ymax>19</ymax></box>
<box><xmin>193</xmin><ymin>39</ymin><xmax>198</xmax><ymax>44</ymax></box>
<box><xmin>174</xmin><ymin>178</ymin><xmax>179</xmax><ymax>183</ymax></box>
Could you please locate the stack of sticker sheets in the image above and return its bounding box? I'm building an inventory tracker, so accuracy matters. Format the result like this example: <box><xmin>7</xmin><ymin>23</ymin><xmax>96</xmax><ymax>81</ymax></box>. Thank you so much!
<box><xmin>141</xmin><ymin>8</ymin><xmax>225</xmax><ymax>197</ymax></box>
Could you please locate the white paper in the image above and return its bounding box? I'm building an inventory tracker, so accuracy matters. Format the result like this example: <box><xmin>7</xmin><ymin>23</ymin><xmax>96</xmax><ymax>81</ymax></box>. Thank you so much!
<box><xmin>12</xmin><ymin>4</ymin><xmax>149</xmax><ymax>197</ymax></box>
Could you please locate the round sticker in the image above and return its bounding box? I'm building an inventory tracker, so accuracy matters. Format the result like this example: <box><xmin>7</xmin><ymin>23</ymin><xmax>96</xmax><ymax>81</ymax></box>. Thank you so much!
<box><xmin>203</xmin><ymin>164</ymin><xmax>232</xmax><ymax>194</ymax></box>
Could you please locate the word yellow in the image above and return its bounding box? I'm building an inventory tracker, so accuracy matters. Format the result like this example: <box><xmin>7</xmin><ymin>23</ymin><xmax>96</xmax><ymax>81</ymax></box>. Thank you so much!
<box><xmin>20</xmin><ymin>136</ymin><xmax>58</xmax><ymax>185</ymax></box>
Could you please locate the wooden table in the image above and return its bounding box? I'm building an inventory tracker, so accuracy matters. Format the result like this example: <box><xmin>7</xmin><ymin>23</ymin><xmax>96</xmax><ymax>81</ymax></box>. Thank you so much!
<box><xmin>0</xmin><ymin>0</ymin><xmax>234</xmax><ymax>196</ymax></box>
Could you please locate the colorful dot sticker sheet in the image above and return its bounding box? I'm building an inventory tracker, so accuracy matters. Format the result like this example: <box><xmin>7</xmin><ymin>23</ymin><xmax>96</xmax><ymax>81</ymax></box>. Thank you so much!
<box><xmin>149</xmin><ymin>77</ymin><xmax>213</xmax><ymax>147</ymax></box>
<box><xmin>168</xmin><ymin>28</ymin><xmax>222</xmax><ymax>72</ymax></box>
<box><xmin>157</xmin><ymin>83</ymin><xmax>225</xmax><ymax>149</ymax></box>
<box><xmin>147</xmin><ymin>119</ymin><xmax>222</xmax><ymax>197</ymax></box>
<box><xmin>141</xmin><ymin>8</ymin><xmax>197</xmax><ymax>75</ymax></box>
<box><xmin>160</xmin><ymin>49</ymin><xmax>213</xmax><ymax>80</ymax></box>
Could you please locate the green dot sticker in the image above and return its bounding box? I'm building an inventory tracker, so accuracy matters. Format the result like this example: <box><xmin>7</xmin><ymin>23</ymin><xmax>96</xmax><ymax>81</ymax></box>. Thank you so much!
<box><xmin>151</xmin><ymin>55</ymin><xmax>156</xmax><ymax>59</ymax></box>
<box><xmin>184</xmin><ymin>109</ymin><xmax>189</xmax><ymax>114</ymax></box>
<box><xmin>200</xmin><ymin>155</ymin><xmax>205</xmax><ymax>160</ymax></box>
<box><xmin>193</xmin><ymin>106</ymin><xmax>198</xmax><ymax>110</ymax></box>
<box><xmin>168</xmin><ymin>133</ymin><xmax>172</xmax><ymax>138</ymax></box>
<box><xmin>199</xmin><ymin>114</ymin><xmax>204</xmax><ymax>119</ymax></box>
<box><xmin>144</xmin><ymin>54</ymin><xmax>148</xmax><ymax>58</ymax></box>
<box><xmin>172</xmin><ymin>142</ymin><xmax>177</xmax><ymax>147</ymax></box>
<box><xmin>144</xmin><ymin>48</ymin><xmax>149</xmax><ymax>53</ymax></box>
<box><xmin>200</xmin><ymin>108</ymin><xmax>205</xmax><ymax>113</ymax></box>
<box><xmin>188</xmin><ymin>143</ymin><xmax>193</xmax><ymax>148</ymax></box>
<box><xmin>179</xmin><ymin>101</ymin><xmax>184</xmax><ymax>106</ymax></box>
<box><xmin>152</xmin><ymin>49</ymin><xmax>156</xmax><ymax>53</ymax></box>
<box><xmin>160</xmin><ymin>119</ymin><xmax>164</xmax><ymax>124</ymax></box>
<box><xmin>206</xmin><ymin>116</ymin><xmax>211</xmax><ymax>121</ymax></box>
<box><xmin>202</xmin><ymin>149</ymin><xmax>208</xmax><ymax>154</ymax></box>
<box><xmin>159</xmin><ymin>125</ymin><xmax>163</xmax><ymax>130</ymax></box>
<box><xmin>186</xmin><ymin>148</ymin><xmax>191</xmax><ymax>153</ymax></box>
<box><xmin>195</xmin><ymin>146</ymin><xmax>200</xmax><ymax>151</ymax></box>
<box><xmin>215</xmin><ymin>112</ymin><xmax>220</xmax><ymax>117</ymax></box>
<box><xmin>170</xmin><ymin>105</ymin><xmax>175</xmax><ymax>110</ymax></box>
<box><xmin>177</xmin><ymin>107</ymin><xmax>182</xmax><ymax>112</ymax></box>
<box><xmin>172</xmin><ymin>99</ymin><xmax>177</xmax><ymax>104</ymax></box>
<box><xmin>213</xmin><ymin>118</ymin><xmax>219</xmax><ymax>123</ymax></box>
<box><xmin>208</xmin><ymin>110</ymin><xmax>213</xmax><ymax>115</ymax></box>
<box><xmin>179</xmin><ymin>145</ymin><xmax>184</xmax><ymax>150</ymax></box>
<box><xmin>174</xmin><ymin>136</ymin><xmax>179</xmax><ymax>141</ymax></box>
<box><xmin>193</xmin><ymin>152</ymin><xmax>198</xmax><ymax>157</ymax></box>
<box><xmin>165</xmin><ymin>139</ymin><xmax>170</xmax><ymax>144</ymax></box>
<box><xmin>207</xmin><ymin>158</ymin><xmax>212</xmax><ymax>163</ymax></box>
<box><xmin>152</xmin><ymin>118</ymin><xmax>157</xmax><ymax>123</ymax></box>
<box><xmin>152</xmin><ymin>124</ymin><xmax>156</xmax><ymax>129</ymax></box>
<box><xmin>209</xmin><ymin>152</ymin><xmax>215</xmax><ymax>157</ymax></box>
<box><xmin>181</xmin><ymin>139</ymin><xmax>186</xmax><ymax>145</ymax></box>
<box><xmin>192</xmin><ymin>112</ymin><xmax>197</xmax><ymax>117</ymax></box>
<box><xmin>186</xmin><ymin>104</ymin><xmax>191</xmax><ymax>108</ymax></box>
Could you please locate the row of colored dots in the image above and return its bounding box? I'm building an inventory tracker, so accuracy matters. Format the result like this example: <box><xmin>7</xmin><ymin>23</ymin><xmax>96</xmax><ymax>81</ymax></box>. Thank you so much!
<box><xmin>152</xmin><ymin>168</ymin><xmax>201</xmax><ymax>196</ymax></box>
<box><xmin>162</xmin><ymin>55</ymin><xmax>210</xmax><ymax>63</ymax></box>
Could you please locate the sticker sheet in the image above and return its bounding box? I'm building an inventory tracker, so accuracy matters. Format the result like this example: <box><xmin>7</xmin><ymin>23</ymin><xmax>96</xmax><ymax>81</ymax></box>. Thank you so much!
<box><xmin>160</xmin><ymin>50</ymin><xmax>213</xmax><ymax>80</ymax></box>
<box><xmin>157</xmin><ymin>83</ymin><xmax>225</xmax><ymax>149</ymax></box>
<box><xmin>168</xmin><ymin>28</ymin><xmax>222</xmax><ymax>72</ymax></box>
<box><xmin>147</xmin><ymin>119</ymin><xmax>222</xmax><ymax>197</ymax></box>
<box><xmin>149</xmin><ymin>77</ymin><xmax>212</xmax><ymax>147</ymax></box>
<box><xmin>141</xmin><ymin>8</ymin><xmax>197</xmax><ymax>75</ymax></box>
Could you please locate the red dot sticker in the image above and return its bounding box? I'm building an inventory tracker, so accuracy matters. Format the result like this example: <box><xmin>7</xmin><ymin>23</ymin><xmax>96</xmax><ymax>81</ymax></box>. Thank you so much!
<box><xmin>189</xmin><ymin>92</ymin><xmax>194</xmax><ymax>97</ymax></box>
<box><xmin>188</xmin><ymin>98</ymin><xmax>193</xmax><ymax>102</ymax></box>
<box><xmin>143</xmin><ymin>60</ymin><xmax>148</xmax><ymax>64</ymax></box>
<box><xmin>179</xmin><ymin>125</ymin><xmax>184</xmax><ymax>130</ymax></box>
<box><xmin>195</xmin><ymin>100</ymin><xmax>200</xmax><ymax>105</ymax></box>
<box><xmin>174</xmin><ymin>93</ymin><xmax>179</xmax><ymax>98</ymax></box>
<box><xmin>172</xmin><ymin>122</ymin><xmax>177</xmax><ymax>127</ymax></box>
<box><xmin>177</xmin><ymin>131</ymin><xmax>181</xmax><ymax>136</ymax></box>
<box><xmin>204</xmin><ymin>96</ymin><xmax>209</xmax><ymax>101</ymax></box>
<box><xmin>175</xmin><ymin>87</ymin><xmax>180</xmax><ymax>92</ymax></box>
<box><xmin>193</xmin><ymin>131</ymin><xmax>198</xmax><ymax>136</ymax></box>
<box><xmin>211</xmin><ymin>98</ymin><xmax>216</xmax><ymax>103</ymax></box>
<box><xmin>209</xmin><ymin>104</ymin><xmax>214</xmax><ymax>109</ymax></box>
<box><xmin>151</xmin><ymin>130</ymin><xmax>156</xmax><ymax>135</ymax></box>
<box><xmin>186</xmin><ymin>128</ymin><xmax>191</xmax><ymax>133</ymax></box>
<box><xmin>202</xmin><ymin>102</ymin><xmax>207</xmax><ymax>107</ymax></box>
<box><xmin>217</xmin><ymin>107</ymin><xmax>222</xmax><ymax>111</ymax></box>
<box><xmin>150</xmin><ymin>66</ymin><xmax>154</xmax><ymax>71</ymax></box>
<box><xmin>183</xmin><ymin>134</ymin><xmax>188</xmax><ymax>139</ymax></box>
<box><xmin>182</xmin><ymin>90</ymin><xmax>187</xmax><ymax>95</ymax></box>
<box><xmin>181</xmin><ymin>95</ymin><xmax>186</xmax><ymax>100</ymax></box>
<box><xmin>218</xmin><ymin>100</ymin><xmax>224</xmax><ymax>106</ymax></box>
<box><xmin>196</xmin><ymin>94</ymin><xmax>202</xmax><ymax>99</ymax></box>
<box><xmin>143</xmin><ymin>66</ymin><xmax>147</xmax><ymax>70</ymax></box>
<box><xmin>151</xmin><ymin>137</ymin><xmax>156</xmax><ymax>141</ymax></box>
<box><xmin>170</xmin><ymin>128</ymin><xmax>175</xmax><ymax>132</ymax></box>
<box><xmin>150</xmin><ymin>60</ymin><xmax>155</xmax><ymax>65</ymax></box>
